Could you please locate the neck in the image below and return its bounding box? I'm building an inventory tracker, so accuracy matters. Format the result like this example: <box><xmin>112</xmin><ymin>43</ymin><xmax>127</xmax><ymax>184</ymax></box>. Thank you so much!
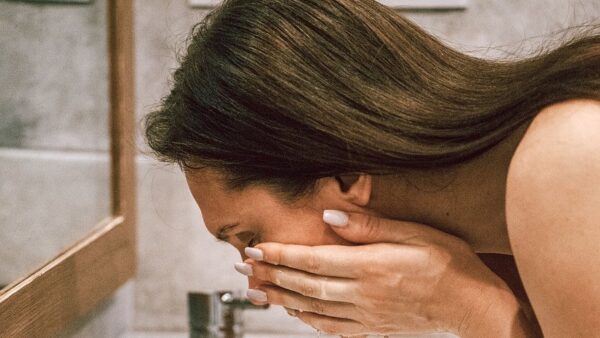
<box><xmin>367</xmin><ymin>122</ymin><xmax>532</xmax><ymax>254</ymax></box>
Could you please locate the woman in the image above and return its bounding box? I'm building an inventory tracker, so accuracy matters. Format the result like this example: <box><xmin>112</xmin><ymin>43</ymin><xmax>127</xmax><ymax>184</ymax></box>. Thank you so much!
<box><xmin>143</xmin><ymin>0</ymin><xmax>600</xmax><ymax>336</ymax></box>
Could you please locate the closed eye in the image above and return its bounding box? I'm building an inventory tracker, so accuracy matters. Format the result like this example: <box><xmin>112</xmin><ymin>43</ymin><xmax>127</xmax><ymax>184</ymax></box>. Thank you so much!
<box><xmin>234</xmin><ymin>231</ymin><xmax>257</xmax><ymax>247</ymax></box>
<box><xmin>214</xmin><ymin>230</ymin><xmax>260</xmax><ymax>248</ymax></box>
<box><xmin>247</xmin><ymin>236</ymin><xmax>259</xmax><ymax>248</ymax></box>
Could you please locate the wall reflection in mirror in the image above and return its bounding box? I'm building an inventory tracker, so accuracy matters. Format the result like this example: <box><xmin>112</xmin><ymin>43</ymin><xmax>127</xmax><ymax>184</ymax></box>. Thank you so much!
<box><xmin>0</xmin><ymin>0</ymin><xmax>110</xmax><ymax>292</ymax></box>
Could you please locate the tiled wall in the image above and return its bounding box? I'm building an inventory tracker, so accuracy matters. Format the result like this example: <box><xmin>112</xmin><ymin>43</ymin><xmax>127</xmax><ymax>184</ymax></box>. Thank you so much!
<box><xmin>132</xmin><ymin>0</ymin><xmax>599</xmax><ymax>335</ymax></box>
<box><xmin>0</xmin><ymin>0</ymin><xmax>110</xmax><ymax>151</ymax></box>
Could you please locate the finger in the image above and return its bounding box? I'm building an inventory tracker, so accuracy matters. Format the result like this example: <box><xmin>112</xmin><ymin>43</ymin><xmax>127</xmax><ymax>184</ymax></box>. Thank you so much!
<box><xmin>260</xmin><ymin>284</ymin><xmax>359</xmax><ymax>321</ymax></box>
<box><xmin>250</xmin><ymin>261</ymin><xmax>357</xmax><ymax>302</ymax></box>
<box><xmin>323</xmin><ymin>209</ymin><xmax>454</xmax><ymax>245</ymax></box>
<box><xmin>244</xmin><ymin>243</ymin><xmax>429</xmax><ymax>280</ymax></box>
<box><xmin>248</xmin><ymin>243</ymin><xmax>370</xmax><ymax>278</ymax></box>
<box><xmin>294</xmin><ymin>310</ymin><xmax>367</xmax><ymax>336</ymax></box>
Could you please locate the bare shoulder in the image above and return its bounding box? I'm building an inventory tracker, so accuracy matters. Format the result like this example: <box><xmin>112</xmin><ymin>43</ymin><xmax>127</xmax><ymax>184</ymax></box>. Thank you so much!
<box><xmin>507</xmin><ymin>98</ymin><xmax>600</xmax><ymax>203</ymax></box>
<box><xmin>507</xmin><ymin>99</ymin><xmax>600</xmax><ymax>189</ymax></box>
<box><xmin>505</xmin><ymin>98</ymin><xmax>600</xmax><ymax>337</ymax></box>
<box><xmin>511</xmin><ymin>98</ymin><xmax>600</xmax><ymax>157</ymax></box>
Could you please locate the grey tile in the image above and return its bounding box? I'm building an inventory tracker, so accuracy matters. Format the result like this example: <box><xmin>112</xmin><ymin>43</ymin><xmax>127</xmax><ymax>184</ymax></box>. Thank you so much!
<box><xmin>403</xmin><ymin>0</ymin><xmax>600</xmax><ymax>60</ymax></box>
<box><xmin>0</xmin><ymin>0</ymin><xmax>110</xmax><ymax>151</ymax></box>
<box><xmin>0</xmin><ymin>148</ymin><xmax>110</xmax><ymax>286</ymax></box>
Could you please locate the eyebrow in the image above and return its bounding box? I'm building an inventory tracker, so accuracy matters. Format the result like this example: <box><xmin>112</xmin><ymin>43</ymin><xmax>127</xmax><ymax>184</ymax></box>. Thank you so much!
<box><xmin>216</xmin><ymin>223</ymin><xmax>239</xmax><ymax>241</ymax></box>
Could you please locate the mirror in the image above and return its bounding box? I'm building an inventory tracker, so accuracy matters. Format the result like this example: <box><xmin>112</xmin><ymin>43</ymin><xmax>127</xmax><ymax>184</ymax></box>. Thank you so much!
<box><xmin>0</xmin><ymin>0</ymin><xmax>110</xmax><ymax>291</ymax></box>
<box><xmin>0</xmin><ymin>0</ymin><xmax>135</xmax><ymax>336</ymax></box>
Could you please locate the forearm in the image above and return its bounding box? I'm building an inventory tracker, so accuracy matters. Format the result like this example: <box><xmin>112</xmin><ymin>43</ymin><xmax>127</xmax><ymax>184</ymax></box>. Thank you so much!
<box><xmin>460</xmin><ymin>285</ymin><xmax>542</xmax><ymax>338</ymax></box>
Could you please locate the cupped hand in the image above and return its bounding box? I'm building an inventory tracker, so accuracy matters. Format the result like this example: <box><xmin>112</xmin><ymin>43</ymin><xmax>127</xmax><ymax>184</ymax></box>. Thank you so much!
<box><xmin>236</xmin><ymin>210</ymin><xmax>517</xmax><ymax>337</ymax></box>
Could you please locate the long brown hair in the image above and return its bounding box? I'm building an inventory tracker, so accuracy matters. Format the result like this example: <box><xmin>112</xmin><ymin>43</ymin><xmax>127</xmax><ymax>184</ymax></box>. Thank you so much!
<box><xmin>143</xmin><ymin>0</ymin><xmax>600</xmax><ymax>202</ymax></box>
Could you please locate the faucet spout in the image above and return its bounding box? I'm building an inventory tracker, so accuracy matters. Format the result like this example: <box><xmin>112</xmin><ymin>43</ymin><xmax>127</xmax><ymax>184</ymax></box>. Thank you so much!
<box><xmin>188</xmin><ymin>290</ymin><xmax>269</xmax><ymax>338</ymax></box>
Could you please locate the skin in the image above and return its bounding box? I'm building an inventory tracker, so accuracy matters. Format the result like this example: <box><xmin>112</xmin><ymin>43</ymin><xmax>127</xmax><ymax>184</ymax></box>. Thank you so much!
<box><xmin>506</xmin><ymin>99</ymin><xmax>600</xmax><ymax>336</ymax></box>
<box><xmin>184</xmin><ymin>99</ymin><xmax>600</xmax><ymax>337</ymax></box>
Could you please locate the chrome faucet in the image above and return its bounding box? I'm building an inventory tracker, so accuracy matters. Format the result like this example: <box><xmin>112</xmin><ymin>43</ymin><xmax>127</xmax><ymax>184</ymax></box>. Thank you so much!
<box><xmin>188</xmin><ymin>290</ymin><xmax>269</xmax><ymax>338</ymax></box>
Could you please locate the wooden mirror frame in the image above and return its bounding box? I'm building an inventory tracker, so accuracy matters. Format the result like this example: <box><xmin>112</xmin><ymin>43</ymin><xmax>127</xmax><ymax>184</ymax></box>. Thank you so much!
<box><xmin>0</xmin><ymin>0</ymin><xmax>137</xmax><ymax>336</ymax></box>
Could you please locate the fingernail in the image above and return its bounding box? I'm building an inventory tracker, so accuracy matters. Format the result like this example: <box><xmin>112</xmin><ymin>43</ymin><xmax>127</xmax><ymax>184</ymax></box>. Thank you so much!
<box><xmin>246</xmin><ymin>289</ymin><xmax>267</xmax><ymax>302</ymax></box>
<box><xmin>286</xmin><ymin>308</ymin><xmax>298</xmax><ymax>317</ymax></box>
<box><xmin>323</xmin><ymin>209</ymin><xmax>349</xmax><ymax>227</ymax></box>
<box><xmin>234</xmin><ymin>262</ymin><xmax>253</xmax><ymax>276</ymax></box>
<box><xmin>245</xmin><ymin>247</ymin><xmax>263</xmax><ymax>261</ymax></box>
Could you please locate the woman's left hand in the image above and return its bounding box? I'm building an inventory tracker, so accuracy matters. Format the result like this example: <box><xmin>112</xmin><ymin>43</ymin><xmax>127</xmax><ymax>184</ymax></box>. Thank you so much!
<box><xmin>239</xmin><ymin>210</ymin><xmax>520</xmax><ymax>337</ymax></box>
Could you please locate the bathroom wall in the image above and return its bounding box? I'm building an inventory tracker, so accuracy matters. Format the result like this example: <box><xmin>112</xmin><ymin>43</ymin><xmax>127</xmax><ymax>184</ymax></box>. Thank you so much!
<box><xmin>132</xmin><ymin>0</ymin><xmax>600</xmax><ymax>335</ymax></box>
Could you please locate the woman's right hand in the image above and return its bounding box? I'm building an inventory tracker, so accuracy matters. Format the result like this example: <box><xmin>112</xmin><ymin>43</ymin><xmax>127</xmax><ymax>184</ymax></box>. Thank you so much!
<box><xmin>243</xmin><ymin>210</ymin><xmax>533</xmax><ymax>337</ymax></box>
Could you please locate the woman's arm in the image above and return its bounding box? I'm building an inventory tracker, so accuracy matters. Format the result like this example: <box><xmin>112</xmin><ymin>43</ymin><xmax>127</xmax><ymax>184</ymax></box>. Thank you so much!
<box><xmin>477</xmin><ymin>254</ymin><xmax>543</xmax><ymax>336</ymax></box>
<box><xmin>461</xmin><ymin>283</ymin><xmax>540</xmax><ymax>338</ymax></box>
<box><xmin>506</xmin><ymin>99</ymin><xmax>600</xmax><ymax>337</ymax></box>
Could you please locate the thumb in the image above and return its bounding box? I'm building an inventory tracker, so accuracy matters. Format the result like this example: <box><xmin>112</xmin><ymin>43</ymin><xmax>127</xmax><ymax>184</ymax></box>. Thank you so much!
<box><xmin>322</xmin><ymin>209</ymin><xmax>439</xmax><ymax>244</ymax></box>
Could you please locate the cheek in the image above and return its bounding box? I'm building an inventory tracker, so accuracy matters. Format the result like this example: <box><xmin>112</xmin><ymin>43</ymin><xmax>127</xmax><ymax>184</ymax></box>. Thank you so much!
<box><xmin>319</xmin><ymin>223</ymin><xmax>354</xmax><ymax>245</ymax></box>
<box><xmin>263</xmin><ymin>218</ymin><xmax>353</xmax><ymax>246</ymax></box>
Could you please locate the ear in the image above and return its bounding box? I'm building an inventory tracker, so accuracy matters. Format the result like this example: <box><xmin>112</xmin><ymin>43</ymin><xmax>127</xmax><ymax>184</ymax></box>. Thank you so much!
<box><xmin>334</xmin><ymin>173</ymin><xmax>372</xmax><ymax>207</ymax></box>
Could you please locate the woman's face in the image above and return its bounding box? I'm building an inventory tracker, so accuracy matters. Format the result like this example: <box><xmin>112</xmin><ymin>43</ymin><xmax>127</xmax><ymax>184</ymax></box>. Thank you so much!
<box><xmin>184</xmin><ymin>168</ymin><xmax>374</xmax><ymax>289</ymax></box>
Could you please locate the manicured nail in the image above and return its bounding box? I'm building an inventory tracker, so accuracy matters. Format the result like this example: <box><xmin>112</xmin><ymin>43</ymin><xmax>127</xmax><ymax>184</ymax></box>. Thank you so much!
<box><xmin>247</xmin><ymin>289</ymin><xmax>267</xmax><ymax>302</ymax></box>
<box><xmin>323</xmin><ymin>209</ymin><xmax>349</xmax><ymax>227</ymax></box>
<box><xmin>245</xmin><ymin>247</ymin><xmax>264</xmax><ymax>261</ymax></box>
<box><xmin>234</xmin><ymin>262</ymin><xmax>253</xmax><ymax>276</ymax></box>
<box><xmin>286</xmin><ymin>308</ymin><xmax>298</xmax><ymax>317</ymax></box>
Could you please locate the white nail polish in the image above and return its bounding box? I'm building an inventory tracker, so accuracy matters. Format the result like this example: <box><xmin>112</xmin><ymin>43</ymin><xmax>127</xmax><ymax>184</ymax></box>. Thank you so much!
<box><xmin>245</xmin><ymin>247</ymin><xmax>264</xmax><ymax>261</ymax></box>
<box><xmin>247</xmin><ymin>289</ymin><xmax>267</xmax><ymax>302</ymax></box>
<box><xmin>323</xmin><ymin>209</ymin><xmax>349</xmax><ymax>227</ymax></box>
<box><xmin>234</xmin><ymin>262</ymin><xmax>253</xmax><ymax>276</ymax></box>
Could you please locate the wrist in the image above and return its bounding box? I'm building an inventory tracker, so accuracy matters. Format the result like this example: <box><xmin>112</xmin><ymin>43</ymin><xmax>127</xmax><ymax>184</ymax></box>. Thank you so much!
<box><xmin>456</xmin><ymin>282</ymin><xmax>539</xmax><ymax>338</ymax></box>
